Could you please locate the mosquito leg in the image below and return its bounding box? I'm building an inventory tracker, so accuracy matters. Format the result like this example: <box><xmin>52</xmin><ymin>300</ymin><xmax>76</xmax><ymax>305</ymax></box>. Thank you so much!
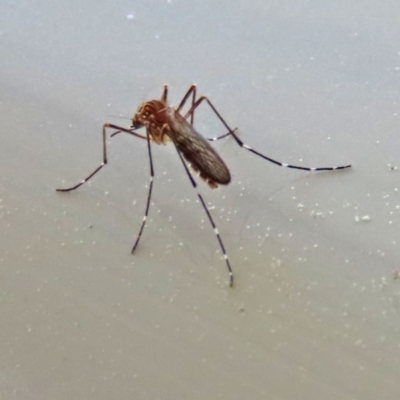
<box><xmin>189</xmin><ymin>85</ymin><xmax>197</xmax><ymax>126</ymax></box>
<box><xmin>175</xmin><ymin>149</ymin><xmax>234</xmax><ymax>287</ymax></box>
<box><xmin>161</xmin><ymin>84</ymin><xmax>169</xmax><ymax>103</ymax></box>
<box><xmin>206</xmin><ymin>131</ymin><xmax>236</xmax><ymax>142</ymax></box>
<box><xmin>185</xmin><ymin>96</ymin><xmax>352</xmax><ymax>171</ymax></box>
<box><xmin>178</xmin><ymin>85</ymin><xmax>230</xmax><ymax>135</ymax></box>
<box><xmin>110</xmin><ymin>126</ymin><xmax>147</xmax><ymax>140</ymax></box>
<box><xmin>181</xmin><ymin>104</ymin><xmax>234</xmax><ymax>142</ymax></box>
<box><xmin>56</xmin><ymin>123</ymin><xmax>146</xmax><ymax>192</ymax></box>
<box><xmin>166</xmin><ymin>84</ymin><xmax>198</xmax><ymax>126</ymax></box>
<box><xmin>176</xmin><ymin>85</ymin><xmax>197</xmax><ymax>115</ymax></box>
<box><xmin>131</xmin><ymin>129</ymin><xmax>154</xmax><ymax>253</ymax></box>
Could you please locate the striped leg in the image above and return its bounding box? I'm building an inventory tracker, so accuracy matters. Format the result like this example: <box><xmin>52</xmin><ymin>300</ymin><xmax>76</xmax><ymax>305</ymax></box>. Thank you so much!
<box><xmin>56</xmin><ymin>123</ymin><xmax>146</xmax><ymax>192</ymax></box>
<box><xmin>184</xmin><ymin>97</ymin><xmax>352</xmax><ymax>171</ymax></box>
<box><xmin>206</xmin><ymin>132</ymin><xmax>232</xmax><ymax>142</ymax></box>
<box><xmin>175</xmin><ymin>149</ymin><xmax>234</xmax><ymax>287</ymax></box>
<box><xmin>131</xmin><ymin>129</ymin><xmax>154</xmax><ymax>253</ymax></box>
<box><xmin>57</xmin><ymin>123</ymin><xmax>155</xmax><ymax>253</ymax></box>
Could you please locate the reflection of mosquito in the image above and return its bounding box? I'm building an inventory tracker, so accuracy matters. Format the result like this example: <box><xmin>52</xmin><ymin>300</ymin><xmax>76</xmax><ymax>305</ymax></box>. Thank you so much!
<box><xmin>57</xmin><ymin>84</ymin><xmax>351</xmax><ymax>287</ymax></box>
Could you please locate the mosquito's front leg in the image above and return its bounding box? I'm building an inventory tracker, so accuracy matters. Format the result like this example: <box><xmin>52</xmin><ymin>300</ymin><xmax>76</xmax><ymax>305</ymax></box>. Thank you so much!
<box><xmin>56</xmin><ymin>123</ymin><xmax>146</xmax><ymax>192</ymax></box>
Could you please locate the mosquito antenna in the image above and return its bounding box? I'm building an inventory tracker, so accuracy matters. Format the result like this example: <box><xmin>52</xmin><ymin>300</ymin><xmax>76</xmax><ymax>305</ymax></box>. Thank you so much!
<box><xmin>107</xmin><ymin>114</ymin><xmax>131</xmax><ymax>120</ymax></box>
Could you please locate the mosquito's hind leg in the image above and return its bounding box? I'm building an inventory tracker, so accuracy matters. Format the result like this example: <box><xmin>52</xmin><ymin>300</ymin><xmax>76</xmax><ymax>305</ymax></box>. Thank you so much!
<box><xmin>175</xmin><ymin>84</ymin><xmax>197</xmax><ymax>126</ymax></box>
<box><xmin>56</xmin><ymin>123</ymin><xmax>146</xmax><ymax>192</ymax></box>
<box><xmin>162</xmin><ymin>84</ymin><xmax>197</xmax><ymax>125</ymax></box>
<box><xmin>185</xmin><ymin>96</ymin><xmax>352</xmax><ymax>172</ymax></box>
<box><xmin>178</xmin><ymin>85</ymin><xmax>235</xmax><ymax>141</ymax></box>
<box><xmin>161</xmin><ymin>84</ymin><xmax>168</xmax><ymax>103</ymax></box>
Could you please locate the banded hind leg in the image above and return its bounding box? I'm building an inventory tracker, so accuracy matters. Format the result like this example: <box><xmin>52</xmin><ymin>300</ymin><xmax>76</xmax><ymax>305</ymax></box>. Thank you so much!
<box><xmin>183</xmin><ymin>96</ymin><xmax>352</xmax><ymax>171</ymax></box>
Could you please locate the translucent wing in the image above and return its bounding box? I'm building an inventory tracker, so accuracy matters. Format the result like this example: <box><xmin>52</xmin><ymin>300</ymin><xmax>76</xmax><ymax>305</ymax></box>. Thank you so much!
<box><xmin>167</xmin><ymin>112</ymin><xmax>231</xmax><ymax>188</ymax></box>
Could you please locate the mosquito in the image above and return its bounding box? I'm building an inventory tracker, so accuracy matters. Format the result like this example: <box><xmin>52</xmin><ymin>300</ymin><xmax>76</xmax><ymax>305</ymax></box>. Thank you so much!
<box><xmin>56</xmin><ymin>84</ymin><xmax>351</xmax><ymax>287</ymax></box>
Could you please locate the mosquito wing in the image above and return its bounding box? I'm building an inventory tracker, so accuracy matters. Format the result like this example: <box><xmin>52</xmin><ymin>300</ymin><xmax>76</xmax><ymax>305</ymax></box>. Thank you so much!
<box><xmin>167</xmin><ymin>112</ymin><xmax>231</xmax><ymax>187</ymax></box>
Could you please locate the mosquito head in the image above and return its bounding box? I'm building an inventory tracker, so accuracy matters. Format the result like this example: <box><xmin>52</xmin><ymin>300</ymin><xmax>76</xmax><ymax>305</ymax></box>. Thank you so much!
<box><xmin>131</xmin><ymin>100</ymin><xmax>168</xmax><ymax>129</ymax></box>
<box><xmin>130</xmin><ymin>101</ymin><xmax>171</xmax><ymax>145</ymax></box>
<box><xmin>131</xmin><ymin>102</ymin><xmax>153</xmax><ymax>129</ymax></box>
<box><xmin>131</xmin><ymin>106</ymin><xmax>146</xmax><ymax>129</ymax></box>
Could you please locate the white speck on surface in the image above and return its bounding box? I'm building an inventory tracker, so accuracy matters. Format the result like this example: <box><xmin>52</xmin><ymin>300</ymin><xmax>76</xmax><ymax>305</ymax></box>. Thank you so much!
<box><xmin>355</xmin><ymin>215</ymin><xmax>371</xmax><ymax>222</ymax></box>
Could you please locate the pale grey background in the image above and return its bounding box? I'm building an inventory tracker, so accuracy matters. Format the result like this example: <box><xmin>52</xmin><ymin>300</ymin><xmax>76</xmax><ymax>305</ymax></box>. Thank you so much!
<box><xmin>1</xmin><ymin>0</ymin><xmax>400</xmax><ymax>399</ymax></box>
